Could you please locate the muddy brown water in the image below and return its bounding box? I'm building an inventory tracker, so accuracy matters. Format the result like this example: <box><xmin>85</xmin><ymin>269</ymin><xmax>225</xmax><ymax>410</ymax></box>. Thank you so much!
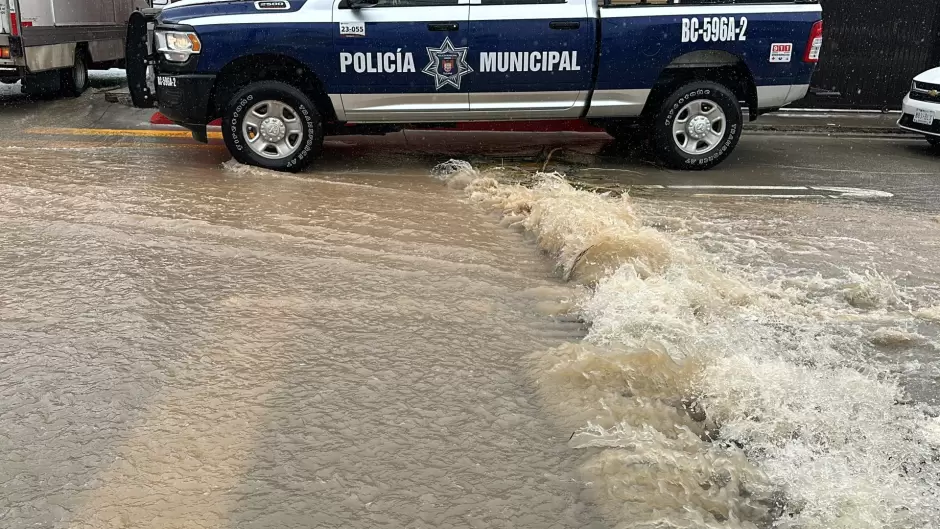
<box><xmin>0</xmin><ymin>147</ymin><xmax>599</xmax><ymax>529</ymax></box>
<box><xmin>2</xmin><ymin>143</ymin><xmax>939</xmax><ymax>529</ymax></box>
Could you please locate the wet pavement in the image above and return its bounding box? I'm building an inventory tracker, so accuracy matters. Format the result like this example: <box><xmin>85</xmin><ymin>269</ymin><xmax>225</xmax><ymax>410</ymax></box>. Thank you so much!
<box><xmin>1</xmin><ymin>74</ymin><xmax>940</xmax><ymax>529</ymax></box>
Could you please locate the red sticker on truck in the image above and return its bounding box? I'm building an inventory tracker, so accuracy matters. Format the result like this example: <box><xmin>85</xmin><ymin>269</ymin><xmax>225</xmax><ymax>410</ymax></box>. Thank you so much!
<box><xmin>770</xmin><ymin>43</ymin><xmax>793</xmax><ymax>63</ymax></box>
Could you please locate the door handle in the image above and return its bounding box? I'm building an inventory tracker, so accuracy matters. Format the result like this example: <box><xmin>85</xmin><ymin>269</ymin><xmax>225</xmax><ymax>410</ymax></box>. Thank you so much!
<box><xmin>549</xmin><ymin>21</ymin><xmax>580</xmax><ymax>30</ymax></box>
<box><xmin>428</xmin><ymin>22</ymin><xmax>459</xmax><ymax>31</ymax></box>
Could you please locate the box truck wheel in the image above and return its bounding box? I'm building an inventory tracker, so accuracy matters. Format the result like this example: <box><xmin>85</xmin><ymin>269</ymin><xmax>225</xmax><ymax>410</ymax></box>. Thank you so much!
<box><xmin>61</xmin><ymin>49</ymin><xmax>90</xmax><ymax>97</ymax></box>
<box><xmin>222</xmin><ymin>81</ymin><xmax>324</xmax><ymax>173</ymax></box>
<box><xmin>652</xmin><ymin>82</ymin><xmax>742</xmax><ymax>170</ymax></box>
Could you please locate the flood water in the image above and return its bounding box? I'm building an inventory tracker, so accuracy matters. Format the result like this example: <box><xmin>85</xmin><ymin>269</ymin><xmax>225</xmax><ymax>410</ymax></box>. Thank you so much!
<box><xmin>434</xmin><ymin>161</ymin><xmax>940</xmax><ymax>529</ymax></box>
<box><xmin>0</xmin><ymin>147</ymin><xmax>595</xmax><ymax>528</ymax></box>
<box><xmin>1</xmin><ymin>144</ymin><xmax>939</xmax><ymax>529</ymax></box>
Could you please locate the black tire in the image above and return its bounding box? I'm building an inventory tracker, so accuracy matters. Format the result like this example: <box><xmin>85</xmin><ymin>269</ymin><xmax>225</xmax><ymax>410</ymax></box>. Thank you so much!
<box><xmin>60</xmin><ymin>49</ymin><xmax>89</xmax><ymax>97</ymax></box>
<box><xmin>927</xmin><ymin>136</ymin><xmax>940</xmax><ymax>148</ymax></box>
<box><xmin>222</xmin><ymin>81</ymin><xmax>323</xmax><ymax>173</ymax></box>
<box><xmin>126</xmin><ymin>12</ymin><xmax>156</xmax><ymax>108</ymax></box>
<box><xmin>652</xmin><ymin>82</ymin><xmax>743</xmax><ymax>170</ymax></box>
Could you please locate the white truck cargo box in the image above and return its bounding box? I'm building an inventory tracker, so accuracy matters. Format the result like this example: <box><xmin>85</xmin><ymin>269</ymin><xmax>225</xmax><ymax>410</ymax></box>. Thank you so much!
<box><xmin>1</xmin><ymin>0</ymin><xmax>150</xmax><ymax>96</ymax></box>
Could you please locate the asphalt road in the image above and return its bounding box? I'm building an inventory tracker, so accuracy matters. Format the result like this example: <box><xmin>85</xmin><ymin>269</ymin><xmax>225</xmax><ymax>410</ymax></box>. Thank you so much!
<box><xmin>2</xmin><ymin>74</ymin><xmax>937</xmax><ymax>212</ymax></box>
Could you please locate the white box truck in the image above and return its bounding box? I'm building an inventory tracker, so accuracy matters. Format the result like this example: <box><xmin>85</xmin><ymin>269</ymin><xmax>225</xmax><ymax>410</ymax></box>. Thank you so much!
<box><xmin>0</xmin><ymin>0</ymin><xmax>153</xmax><ymax>97</ymax></box>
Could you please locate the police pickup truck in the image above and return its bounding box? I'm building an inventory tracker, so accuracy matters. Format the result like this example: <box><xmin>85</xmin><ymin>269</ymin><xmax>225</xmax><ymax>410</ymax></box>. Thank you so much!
<box><xmin>135</xmin><ymin>0</ymin><xmax>823</xmax><ymax>172</ymax></box>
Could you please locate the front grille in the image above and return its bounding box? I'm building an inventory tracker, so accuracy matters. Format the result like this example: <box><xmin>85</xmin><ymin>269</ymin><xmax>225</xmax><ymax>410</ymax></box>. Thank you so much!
<box><xmin>910</xmin><ymin>90</ymin><xmax>940</xmax><ymax>103</ymax></box>
<box><xmin>913</xmin><ymin>80</ymin><xmax>940</xmax><ymax>92</ymax></box>
<box><xmin>899</xmin><ymin>113</ymin><xmax>940</xmax><ymax>134</ymax></box>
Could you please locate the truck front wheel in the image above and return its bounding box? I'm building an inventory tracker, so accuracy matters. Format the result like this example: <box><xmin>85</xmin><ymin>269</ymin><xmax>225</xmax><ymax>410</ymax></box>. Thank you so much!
<box><xmin>222</xmin><ymin>81</ymin><xmax>323</xmax><ymax>173</ymax></box>
<box><xmin>651</xmin><ymin>82</ymin><xmax>742</xmax><ymax>170</ymax></box>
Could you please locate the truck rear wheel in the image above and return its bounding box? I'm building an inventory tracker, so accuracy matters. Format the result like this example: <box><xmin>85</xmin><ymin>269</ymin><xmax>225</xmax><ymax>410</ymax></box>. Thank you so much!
<box><xmin>222</xmin><ymin>81</ymin><xmax>323</xmax><ymax>173</ymax></box>
<box><xmin>652</xmin><ymin>82</ymin><xmax>742</xmax><ymax>170</ymax></box>
<box><xmin>60</xmin><ymin>49</ymin><xmax>90</xmax><ymax>97</ymax></box>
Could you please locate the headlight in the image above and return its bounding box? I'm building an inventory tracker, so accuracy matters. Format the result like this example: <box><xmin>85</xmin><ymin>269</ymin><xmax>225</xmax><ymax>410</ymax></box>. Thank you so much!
<box><xmin>155</xmin><ymin>30</ymin><xmax>201</xmax><ymax>62</ymax></box>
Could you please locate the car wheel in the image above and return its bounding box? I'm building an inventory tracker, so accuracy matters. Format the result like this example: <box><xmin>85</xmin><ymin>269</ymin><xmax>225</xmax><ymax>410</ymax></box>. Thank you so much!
<box><xmin>60</xmin><ymin>49</ymin><xmax>89</xmax><ymax>97</ymax></box>
<box><xmin>652</xmin><ymin>82</ymin><xmax>742</xmax><ymax>170</ymax></box>
<box><xmin>927</xmin><ymin>136</ymin><xmax>940</xmax><ymax>148</ymax></box>
<box><xmin>222</xmin><ymin>81</ymin><xmax>323</xmax><ymax>173</ymax></box>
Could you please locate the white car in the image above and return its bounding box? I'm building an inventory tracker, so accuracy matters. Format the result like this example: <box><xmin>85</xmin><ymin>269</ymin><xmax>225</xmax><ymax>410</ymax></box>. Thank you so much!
<box><xmin>899</xmin><ymin>67</ymin><xmax>940</xmax><ymax>147</ymax></box>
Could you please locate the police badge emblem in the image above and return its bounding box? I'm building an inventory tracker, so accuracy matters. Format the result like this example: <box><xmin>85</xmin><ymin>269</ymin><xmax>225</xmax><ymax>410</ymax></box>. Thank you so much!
<box><xmin>441</xmin><ymin>56</ymin><xmax>456</xmax><ymax>75</ymax></box>
<box><xmin>422</xmin><ymin>37</ymin><xmax>473</xmax><ymax>90</ymax></box>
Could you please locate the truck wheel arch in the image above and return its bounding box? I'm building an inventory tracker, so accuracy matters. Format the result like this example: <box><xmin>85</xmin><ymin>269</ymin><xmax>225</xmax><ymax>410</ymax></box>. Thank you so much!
<box><xmin>209</xmin><ymin>54</ymin><xmax>337</xmax><ymax>125</ymax></box>
<box><xmin>642</xmin><ymin>51</ymin><xmax>758</xmax><ymax>122</ymax></box>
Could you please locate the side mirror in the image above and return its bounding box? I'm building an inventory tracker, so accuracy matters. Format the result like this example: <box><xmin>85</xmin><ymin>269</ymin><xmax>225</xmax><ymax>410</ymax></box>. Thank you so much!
<box><xmin>348</xmin><ymin>0</ymin><xmax>379</xmax><ymax>9</ymax></box>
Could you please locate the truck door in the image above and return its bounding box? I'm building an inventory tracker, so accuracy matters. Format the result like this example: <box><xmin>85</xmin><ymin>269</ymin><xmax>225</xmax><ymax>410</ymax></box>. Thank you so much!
<box><xmin>333</xmin><ymin>0</ymin><xmax>471</xmax><ymax>122</ymax></box>
<box><xmin>467</xmin><ymin>0</ymin><xmax>595</xmax><ymax>118</ymax></box>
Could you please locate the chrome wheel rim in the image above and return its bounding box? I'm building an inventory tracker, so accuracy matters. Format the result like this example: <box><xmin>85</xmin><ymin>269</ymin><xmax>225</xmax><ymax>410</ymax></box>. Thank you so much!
<box><xmin>672</xmin><ymin>99</ymin><xmax>726</xmax><ymax>155</ymax></box>
<box><xmin>242</xmin><ymin>100</ymin><xmax>304</xmax><ymax>160</ymax></box>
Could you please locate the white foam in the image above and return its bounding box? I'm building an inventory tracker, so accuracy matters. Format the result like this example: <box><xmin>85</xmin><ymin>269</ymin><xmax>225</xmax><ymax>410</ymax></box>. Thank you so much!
<box><xmin>434</xmin><ymin>161</ymin><xmax>940</xmax><ymax>529</ymax></box>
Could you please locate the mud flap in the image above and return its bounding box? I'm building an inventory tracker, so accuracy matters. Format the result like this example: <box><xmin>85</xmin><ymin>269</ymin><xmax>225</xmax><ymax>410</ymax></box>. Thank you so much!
<box><xmin>126</xmin><ymin>10</ymin><xmax>161</xmax><ymax>109</ymax></box>
<box><xmin>190</xmin><ymin>125</ymin><xmax>209</xmax><ymax>144</ymax></box>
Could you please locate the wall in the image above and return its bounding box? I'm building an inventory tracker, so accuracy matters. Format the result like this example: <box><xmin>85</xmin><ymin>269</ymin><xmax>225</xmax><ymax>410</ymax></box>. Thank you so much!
<box><xmin>803</xmin><ymin>0</ymin><xmax>940</xmax><ymax>110</ymax></box>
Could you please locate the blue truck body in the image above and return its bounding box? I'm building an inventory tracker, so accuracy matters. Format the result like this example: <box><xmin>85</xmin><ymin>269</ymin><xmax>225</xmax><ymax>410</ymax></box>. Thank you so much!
<box><xmin>143</xmin><ymin>0</ymin><xmax>822</xmax><ymax>171</ymax></box>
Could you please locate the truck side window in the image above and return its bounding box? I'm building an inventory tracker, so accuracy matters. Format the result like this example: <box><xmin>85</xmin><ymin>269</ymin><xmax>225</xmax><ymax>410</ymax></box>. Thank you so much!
<box><xmin>602</xmin><ymin>0</ymin><xmax>795</xmax><ymax>5</ymax></box>
<box><xmin>672</xmin><ymin>0</ymin><xmax>793</xmax><ymax>3</ymax></box>
<box><xmin>338</xmin><ymin>0</ymin><xmax>460</xmax><ymax>7</ymax></box>
<box><xmin>479</xmin><ymin>0</ymin><xmax>566</xmax><ymax>4</ymax></box>
<box><xmin>603</xmin><ymin>0</ymin><xmax>674</xmax><ymax>6</ymax></box>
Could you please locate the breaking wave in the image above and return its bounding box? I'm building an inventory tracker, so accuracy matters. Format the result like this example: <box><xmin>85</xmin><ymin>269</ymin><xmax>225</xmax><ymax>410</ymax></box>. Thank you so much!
<box><xmin>433</xmin><ymin>160</ymin><xmax>940</xmax><ymax>529</ymax></box>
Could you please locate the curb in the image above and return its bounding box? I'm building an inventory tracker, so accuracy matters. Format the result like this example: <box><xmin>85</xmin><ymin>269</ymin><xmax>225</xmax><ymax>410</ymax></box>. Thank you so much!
<box><xmin>102</xmin><ymin>90</ymin><xmax>133</xmax><ymax>106</ymax></box>
<box><xmin>745</xmin><ymin>124</ymin><xmax>915</xmax><ymax>136</ymax></box>
<box><xmin>743</xmin><ymin>109</ymin><xmax>911</xmax><ymax>136</ymax></box>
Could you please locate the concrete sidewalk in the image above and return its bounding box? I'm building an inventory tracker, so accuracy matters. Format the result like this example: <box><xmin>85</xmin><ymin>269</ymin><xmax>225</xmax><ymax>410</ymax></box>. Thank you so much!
<box><xmin>745</xmin><ymin>109</ymin><xmax>908</xmax><ymax>135</ymax></box>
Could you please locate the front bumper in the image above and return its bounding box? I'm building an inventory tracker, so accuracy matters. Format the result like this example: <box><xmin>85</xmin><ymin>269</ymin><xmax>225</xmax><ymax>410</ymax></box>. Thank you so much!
<box><xmin>898</xmin><ymin>93</ymin><xmax>940</xmax><ymax>137</ymax></box>
<box><xmin>155</xmin><ymin>73</ymin><xmax>216</xmax><ymax>142</ymax></box>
